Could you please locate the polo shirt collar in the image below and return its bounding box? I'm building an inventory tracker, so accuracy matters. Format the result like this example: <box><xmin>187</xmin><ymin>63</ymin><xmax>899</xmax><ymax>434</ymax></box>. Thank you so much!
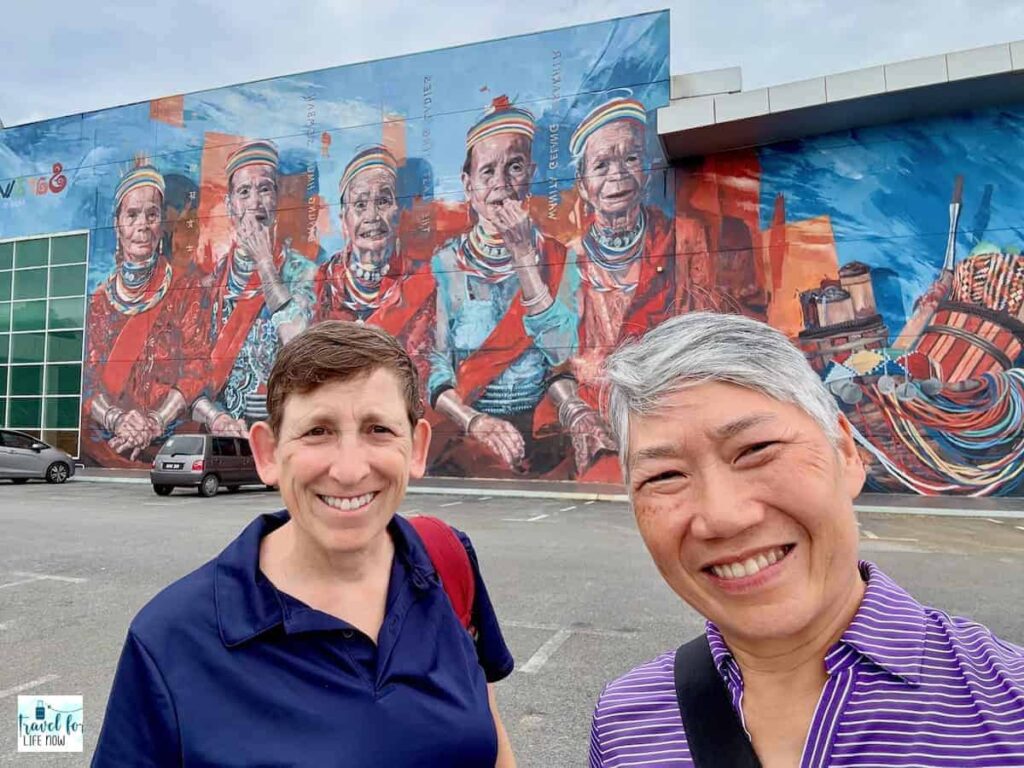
<box><xmin>835</xmin><ymin>561</ymin><xmax>926</xmax><ymax>685</ymax></box>
<box><xmin>215</xmin><ymin>511</ymin><xmax>439</xmax><ymax>648</ymax></box>
<box><xmin>705</xmin><ymin>560</ymin><xmax>926</xmax><ymax>686</ymax></box>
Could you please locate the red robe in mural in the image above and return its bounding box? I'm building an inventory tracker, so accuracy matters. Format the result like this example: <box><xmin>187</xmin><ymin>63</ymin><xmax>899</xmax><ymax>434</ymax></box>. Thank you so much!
<box><xmin>180</xmin><ymin>242</ymin><xmax>316</xmax><ymax>422</ymax></box>
<box><xmin>82</xmin><ymin>262</ymin><xmax>203</xmax><ymax>468</ymax></box>
<box><xmin>569</xmin><ymin>206</ymin><xmax>677</xmax><ymax>410</ymax></box>
<box><xmin>313</xmin><ymin>250</ymin><xmax>437</xmax><ymax>392</ymax></box>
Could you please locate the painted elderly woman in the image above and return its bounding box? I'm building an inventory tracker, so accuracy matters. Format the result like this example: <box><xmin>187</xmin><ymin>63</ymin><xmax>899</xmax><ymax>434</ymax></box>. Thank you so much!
<box><xmin>590</xmin><ymin>312</ymin><xmax>1024</xmax><ymax>768</ymax></box>
<box><xmin>314</xmin><ymin>145</ymin><xmax>436</xmax><ymax>387</ymax></box>
<box><xmin>82</xmin><ymin>160</ymin><xmax>194</xmax><ymax>467</ymax></box>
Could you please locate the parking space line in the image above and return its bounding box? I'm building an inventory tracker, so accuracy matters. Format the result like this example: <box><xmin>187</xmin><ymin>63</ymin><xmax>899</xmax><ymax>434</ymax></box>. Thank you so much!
<box><xmin>862</xmin><ymin>530</ymin><xmax>879</xmax><ymax>539</ymax></box>
<box><xmin>439</xmin><ymin>501</ymin><xmax>462</xmax><ymax>508</ymax></box>
<box><xmin>502</xmin><ymin>513</ymin><xmax>549</xmax><ymax>523</ymax></box>
<box><xmin>12</xmin><ymin>571</ymin><xmax>87</xmax><ymax>584</ymax></box>
<box><xmin>1016</xmin><ymin>526</ymin><xmax>1024</xmax><ymax>533</ymax></box>
<box><xmin>0</xmin><ymin>675</ymin><xmax>60</xmax><ymax>700</ymax></box>
<box><xmin>477</xmin><ymin>496</ymin><xmax>492</xmax><ymax>501</ymax></box>
<box><xmin>0</xmin><ymin>577</ymin><xmax>45</xmax><ymax>591</ymax></box>
<box><xmin>504</xmin><ymin>620</ymin><xmax>636</xmax><ymax>638</ymax></box>
<box><xmin>986</xmin><ymin>518</ymin><xmax>1005</xmax><ymax>525</ymax></box>
<box><xmin>559</xmin><ymin>505</ymin><xmax>576</xmax><ymax>512</ymax></box>
<box><xmin>584</xmin><ymin>500</ymin><xmax>595</xmax><ymax>505</ymax></box>
<box><xmin>519</xmin><ymin>628</ymin><xmax>573</xmax><ymax>675</ymax></box>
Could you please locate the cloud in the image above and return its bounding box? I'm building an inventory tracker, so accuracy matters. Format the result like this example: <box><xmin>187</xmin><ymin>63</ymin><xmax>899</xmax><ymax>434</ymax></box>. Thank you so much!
<box><xmin>1</xmin><ymin>0</ymin><xmax>1023</xmax><ymax>127</ymax></box>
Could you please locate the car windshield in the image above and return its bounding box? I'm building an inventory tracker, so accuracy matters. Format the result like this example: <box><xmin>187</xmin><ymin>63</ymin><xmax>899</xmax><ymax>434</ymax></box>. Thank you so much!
<box><xmin>157</xmin><ymin>436</ymin><xmax>205</xmax><ymax>456</ymax></box>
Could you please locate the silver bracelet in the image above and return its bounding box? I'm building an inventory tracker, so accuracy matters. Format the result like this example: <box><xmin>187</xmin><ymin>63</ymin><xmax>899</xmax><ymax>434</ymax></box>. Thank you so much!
<box><xmin>521</xmin><ymin>287</ymin><xmax>552</xmax><ymax>309</ymax></box>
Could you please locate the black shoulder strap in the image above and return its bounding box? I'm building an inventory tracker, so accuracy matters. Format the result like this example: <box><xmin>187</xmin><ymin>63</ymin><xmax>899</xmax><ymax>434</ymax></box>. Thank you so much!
<box><xmin>674</xmin><ymin>635</ymin><xmax>762</xmax><ymax>768</ymax></box>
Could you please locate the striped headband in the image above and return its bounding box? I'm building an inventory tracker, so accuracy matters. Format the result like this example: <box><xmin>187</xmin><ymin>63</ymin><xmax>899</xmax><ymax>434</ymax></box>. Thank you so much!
<box><xmin>466</xmin><ymin>95</ymin><xmax>536</xmax><ymax>150</ymax></box>
<box><xmin>225</xmin><ymin>139</ymin><xmax>279</xmax><ymax>181</ymax></box>
<box><xmin>115</xmin><ymin>164</ymin><xmax>165</xmax><ymax>208</ymax></box>
<box><xmin>339</xmin><ymin>145</ymin><xmax>398</xmax><ymax>201</ymax></box>
<box><xmin>569</xmin><ymin>97</ymin><xmax>648</xmax><ymax>160</ymax></box>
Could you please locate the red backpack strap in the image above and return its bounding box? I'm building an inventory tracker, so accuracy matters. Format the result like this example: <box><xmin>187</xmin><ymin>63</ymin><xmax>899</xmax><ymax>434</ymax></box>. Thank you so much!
<box><xmin>408</xmin><ymin>515</ymin><xmax>477</xmax><ymax>636</ymax></box>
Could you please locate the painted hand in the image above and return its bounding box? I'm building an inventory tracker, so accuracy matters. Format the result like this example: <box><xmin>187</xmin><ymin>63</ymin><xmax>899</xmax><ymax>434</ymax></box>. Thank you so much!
<box><xmin>568</xmin><ymin>410</ymin><xmax>618</xmax><ymax>472</ymax></box>
<box><xmin>108</xmin><ymin>409</ymin><xmax>159</xmax><ymax>461</ymax></box>
<box><xmin>492</xmin><ymin>199</ymin><xmax>537</xmax><ymax>266</ymax></box>
<box><xmin>468</xmin><ymin>414</ymin><xmax>526</xmax><ymax>470</ymax></box>
<box><xmin>236</xmin><ymin>214</ymin><xmax>276</xmax><ymax>271</ymax></box>
<box><xmin>210</xmin><ymin>413</ymin><xmax>248</xmax><ymax>438</ymax></box>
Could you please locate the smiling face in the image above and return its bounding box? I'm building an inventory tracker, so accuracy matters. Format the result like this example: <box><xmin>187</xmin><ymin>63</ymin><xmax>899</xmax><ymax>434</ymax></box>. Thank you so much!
<box><xmin>115</xmin><ymin>185</ymin><xmax>163</xmax><ymax>263</ymax></box>
<box><xmin>228</xmin><ymin>164</ymin><xmax>278</xmax><ymax>230</ymax></box>
<box><xmin>626</xmin><ymin>381</ymin><xmax>866</xmax><ymax>646</ymax></box>
<box><xmin>250</xmin><ymin>368</ymin><xmax>431</xmax><ymax>555</ymax></box>
<box><xmin>341</xmin><ymin>168</ymin><xmax>399</xmax><ymax>257</ymax></box>
<box><xmin>462</xmin><ymin>133</ymin><xmax>535</xmax><ymax>230</ymax></box>
<box><xmin>577</xmin><ymin>121</ymin><xmax>646</xmax><ymax>221</ymax></box>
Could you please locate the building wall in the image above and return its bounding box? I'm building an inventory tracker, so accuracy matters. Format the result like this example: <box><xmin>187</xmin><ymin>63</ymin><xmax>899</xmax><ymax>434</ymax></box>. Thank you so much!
<box><xmin>1</xmin><ymin>10</ymin><xmax>1022</xmax><ymax>496</ymax></box>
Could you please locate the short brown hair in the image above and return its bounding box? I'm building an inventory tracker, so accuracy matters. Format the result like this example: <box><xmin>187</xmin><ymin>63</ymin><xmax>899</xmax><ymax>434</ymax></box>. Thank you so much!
<box><xmin>265</xmin><ymin>321</ymin><xmax>424</xmax><ymax>436</ymax></box>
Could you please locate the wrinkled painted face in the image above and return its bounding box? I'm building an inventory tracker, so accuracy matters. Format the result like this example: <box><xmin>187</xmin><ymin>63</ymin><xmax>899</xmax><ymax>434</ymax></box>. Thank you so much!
<box><xmin>626</xmin><ymin>382</ymin><xmax>865</xmax><ymax>645</ymax></box>
<box><xmin>116</xmin><ymin>186</ymin><xmax>163</xmax><ymax>263</ymax></box>
<box><xmin>462</xmin><ymin>133</ymin><xmax>534</xmax><ymax>226</ymax></box>
<box><xmin>577</xmin><ymin>121</ymin><xmax>646</xmax><ymax>219</ymax></box>
<box><xmin>342</xmin><ymin>168</ymin><xmax>399</xmax><ymax>255</ymax></box>
<box><xmin>258</xmin><ymin>369</ymin><xmax>430</xmax><ymax>556</ymax></box>
<box><xmin>228</xmin><ymin>164</ymin><xmax>278</xmax><ymax>230</ymax></box>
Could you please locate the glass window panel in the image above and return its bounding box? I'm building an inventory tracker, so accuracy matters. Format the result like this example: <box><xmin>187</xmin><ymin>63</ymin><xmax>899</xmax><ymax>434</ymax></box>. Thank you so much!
<box><xmin>0</xmin><ymin>333</ymin><xmax>8</xmax><ymax>365</ymax></box>
<box><xmin>11</xmin><ymin>300</ymin><xmax>47</xmax><ymax>331</ymax></box>
<box><xmin>0</xmin><ymin>398</ymin><xmax>5</xmax><ymax>427</ymax></box>
<box><xmin>8</xmin><ymin>397</ymin><xmax>42</xmax><ymax>428</ymax></box>
<box><xmin>46</xmin><ymin>364</ymin><xmax>81</xmax><ymax>396</ymax></box>
<box><xmin>15</xmin><ymin>239</ymin><xmax>48</xmax><ymax>269</ymax></box>
<box><xmin>0</xmin><ymin>367</ymin><xmax>6</xmax><ymax>394</ymax></box>
<box><xmin>50</xmin><ymin>234</ymin><xmax>87</xmax><ymax>266</ymax></box>
<box><xmin>10</xmin><ymin>365</ymin><xmax>43</xmax><ymax>396</ymax></box>
<box><xmin>48</xmin><ymin>330</ymin><xmax>83</xmax><ymax>363</ymax></box>
<box><xmin>13</xmin><ymin>268</ymin><xmax>48</xmax><ymax>300</ymax></box>
<box><xmin>45</xmin><ymin>397</ymin><xmax>80</xmax><ymax>429</ymax></box>
<box><xmin>49</xmin><ymin>264</ymin><xmax>86</xmax><ymax>298</ymax></box>
<box><xmin>0</xmin><ymin>271</ymin><xmax>10</xmax><ymax>301</ymax></box>
<box><xmin>42</xmin><ymin>429</ymin><xmax>79</xmax><ymax>456</ymax></box>
<box><xmin>11</xmin><ymin>332</ymin><xmax>46</xmax><ymax>364</ymax></box>
<box><xmin>48</xmin><ymin>297</ymin><xmax>85</xmax><ymax>330</ymax></box>
<box><xmin>0</xmin><ymin>302</ymin><xmax>9</xmax><ymax>332</ymax></box>
<box><xmin>0</xmin><ymin>242</ymin><xmax>12</xmax><ymax>270</ymax></box>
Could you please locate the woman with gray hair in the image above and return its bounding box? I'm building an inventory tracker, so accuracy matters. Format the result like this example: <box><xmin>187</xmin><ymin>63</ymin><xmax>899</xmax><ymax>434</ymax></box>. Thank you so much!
<box><xmin>589</xmin><ymin>312</ymin><xmax>1024</xmax><ymax>768</ymax></box>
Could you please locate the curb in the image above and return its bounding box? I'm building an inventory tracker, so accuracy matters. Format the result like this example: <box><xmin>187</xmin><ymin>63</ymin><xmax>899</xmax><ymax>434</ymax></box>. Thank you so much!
<box><xmin>67</xmin><ymin>475</ymin><xmax>1024</xmax><ymax>518</ymax></box>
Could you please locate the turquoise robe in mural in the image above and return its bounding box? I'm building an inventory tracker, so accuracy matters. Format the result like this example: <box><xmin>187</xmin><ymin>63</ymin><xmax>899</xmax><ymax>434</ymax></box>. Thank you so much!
<box><xmin>428</xmin><ymin>235</ymin><xmax>579</xmax><ymax>417</ymax></box>
<box><xmin>204</xmin><ymin>245</ymin><xmax>316</xmax><ymax>423</ymax></box>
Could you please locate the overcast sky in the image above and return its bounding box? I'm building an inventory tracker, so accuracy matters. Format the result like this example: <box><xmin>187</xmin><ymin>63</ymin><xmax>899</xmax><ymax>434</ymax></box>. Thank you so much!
<box><xmin>3</xmin><ymin>0</ymin><xmax>1023</xmax><ymax>127</ymax></box>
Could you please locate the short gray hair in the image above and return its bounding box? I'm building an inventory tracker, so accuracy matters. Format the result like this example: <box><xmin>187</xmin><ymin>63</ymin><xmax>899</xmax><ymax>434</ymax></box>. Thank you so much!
<box><xmin>602</xmin><ymin>312</ymin><xmax>841</xmax><ymax>477</ymax></box>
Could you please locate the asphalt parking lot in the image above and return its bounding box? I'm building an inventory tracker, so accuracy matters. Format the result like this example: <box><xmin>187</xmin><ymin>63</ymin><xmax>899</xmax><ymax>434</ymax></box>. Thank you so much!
<box><xmin>2</xmin><ymin>479</ymin><xmax>1023</xmax><ymax>766</ymax></box>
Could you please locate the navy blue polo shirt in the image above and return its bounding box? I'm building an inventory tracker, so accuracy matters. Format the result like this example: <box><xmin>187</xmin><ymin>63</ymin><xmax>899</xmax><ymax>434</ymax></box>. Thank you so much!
<box><xmin>92</xmin><ymin>512</ymin><xmax>514</xmax><ymax>767</ymax></box>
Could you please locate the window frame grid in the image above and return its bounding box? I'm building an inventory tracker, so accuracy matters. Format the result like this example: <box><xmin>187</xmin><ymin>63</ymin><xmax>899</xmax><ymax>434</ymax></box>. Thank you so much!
<box><xmin>0</xmin><ymin>230</ymin><xmax>89</xmax><ymax>457</ymax></box>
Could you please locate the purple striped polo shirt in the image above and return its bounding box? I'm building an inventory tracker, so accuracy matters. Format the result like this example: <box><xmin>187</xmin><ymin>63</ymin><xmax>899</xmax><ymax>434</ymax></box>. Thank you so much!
<box><xmin>589</xmin><ymin>562</ymin><xmax>1024</xmax><ymax>767</ymax></box>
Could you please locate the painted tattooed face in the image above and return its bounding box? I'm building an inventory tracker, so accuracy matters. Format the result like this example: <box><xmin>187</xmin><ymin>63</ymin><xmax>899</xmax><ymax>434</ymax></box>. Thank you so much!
<box><xmin>228</xmin><ymin>164</ymin><xmax>278</xmax><ymax>231</ymax></box>
<box><xmin>462</xmin><ymin>133</ymin><xmax>535</xmax><ymax>227</ymax></box>
<box><xmin>116</xmin><ymin>185</ymin><xmax>163</xmax><ymax>263</ymax></box>
<box><xmin>577</xmin><ymin>121</ymin><xmax>647</xmax><ymax>220</ymax></box>
<box><xmin>341</xmin><ymin>169</ymin><xmax>399</xmax><ymax>256</ymax></box>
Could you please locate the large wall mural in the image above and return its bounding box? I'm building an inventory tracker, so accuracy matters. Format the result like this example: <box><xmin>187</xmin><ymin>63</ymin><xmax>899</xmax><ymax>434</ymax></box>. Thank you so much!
<box><xmin>676</xmin><ymin>112</ymin><xmax>1024</xmax><ymax>496</ymax></box>
<box><xmin>1</xmin><ymin>9</ymin><xmax>1023</xmax><ymax>495</ymax></box>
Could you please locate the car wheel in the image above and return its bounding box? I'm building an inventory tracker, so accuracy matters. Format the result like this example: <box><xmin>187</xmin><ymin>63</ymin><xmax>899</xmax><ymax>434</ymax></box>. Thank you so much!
<box><xmin>11</xmin><ymin>478</ymin><xmax>29</xmax><ymax>485</ymax></box>
<box><xmin>226</xmin><ymin>485</ymin><xmax>240</xmax><ymax>493</ymax></box>
<box><xmin>153</xmin><ymin>485</ymin><xmax>173</xmax><ymax>496</ymax></box>
<box><xmin>198</xmin><ymin>474</ymin><xmax>219</xmax><ymax>498</ymax></box>
<box><xmin>45</xmin><ymin>462</ymin><xmax>70</xmax><ymax>484</ymax></box>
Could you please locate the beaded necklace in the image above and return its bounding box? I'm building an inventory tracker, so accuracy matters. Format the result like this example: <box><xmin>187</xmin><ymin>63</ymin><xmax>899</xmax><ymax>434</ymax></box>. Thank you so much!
<box><xmin>581</xmin><ymin>209</ymin><xmax>646</xmax><ymax>292</ymax></box>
